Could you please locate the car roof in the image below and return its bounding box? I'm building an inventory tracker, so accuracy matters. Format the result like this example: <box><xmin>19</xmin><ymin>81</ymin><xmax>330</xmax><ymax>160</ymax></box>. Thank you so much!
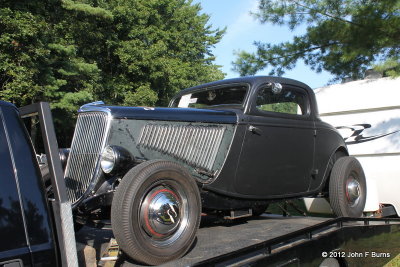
<box><xmin>177</xmin><ymin>76</ymin><xmax>312</xmax><ymax>96</ymax></box>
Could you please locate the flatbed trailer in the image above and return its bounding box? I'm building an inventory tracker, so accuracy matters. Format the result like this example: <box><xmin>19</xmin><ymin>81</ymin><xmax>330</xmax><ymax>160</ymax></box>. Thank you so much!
<box><xmin>76</xmin><ymin>215</ymin><xmax>400</xmax><ymax>267</ymax></box>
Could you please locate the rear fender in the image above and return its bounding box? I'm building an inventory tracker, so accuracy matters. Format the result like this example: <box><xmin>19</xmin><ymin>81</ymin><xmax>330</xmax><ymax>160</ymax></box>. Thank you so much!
<box><xmin>318</xmin><ymin>147</ymin><xmax>348</xmax><ymax>194</ymax></box>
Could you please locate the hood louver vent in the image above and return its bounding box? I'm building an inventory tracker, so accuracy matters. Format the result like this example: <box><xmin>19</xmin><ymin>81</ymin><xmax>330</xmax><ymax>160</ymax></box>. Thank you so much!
<box><xmin>139</xmin><ymin>124</ymin><xmax>226</xmax><ymax>172</ymax></box>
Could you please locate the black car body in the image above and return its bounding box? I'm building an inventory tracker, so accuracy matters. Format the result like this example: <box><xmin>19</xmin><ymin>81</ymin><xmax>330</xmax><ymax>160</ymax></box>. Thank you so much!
<box><xmin>67</xmin><ymin>77</ymin><xmax>345</xmax><ymax>206</ymax></box>
<box><xmin>171</xmin><ymin>76</ymin><xmax>346</xmax><ymax>200</ymax></box>
<box><xmin>63</xmin><ymin>76</ymin><xmax>366</xmax><ymax>265</ymax></box>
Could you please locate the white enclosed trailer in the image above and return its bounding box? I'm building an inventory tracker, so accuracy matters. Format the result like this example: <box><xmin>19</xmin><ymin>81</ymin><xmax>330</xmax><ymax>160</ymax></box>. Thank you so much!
<box><xmin>304</xmin><ymin>77</ymin><xmax>400</xmax><ymax>216</ymax></box>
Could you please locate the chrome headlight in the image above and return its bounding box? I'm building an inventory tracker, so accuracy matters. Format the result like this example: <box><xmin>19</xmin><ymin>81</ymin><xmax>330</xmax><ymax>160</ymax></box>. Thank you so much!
<box><xmin>100</xmin><ymin>145</ymin><xmax>132</xmax><ymax>174</ymax></box>
<box><xmin>100</xmin><ymin>146</ymin><xmax>116</xmax><ymax>174</ymax></box>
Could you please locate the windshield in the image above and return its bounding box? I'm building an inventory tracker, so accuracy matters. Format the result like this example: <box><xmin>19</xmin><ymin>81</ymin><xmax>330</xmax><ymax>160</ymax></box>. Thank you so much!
<box><xmin>171</xmin><ymin>85</ymin><xmax>248</xmax><ymax>108</ymax></box>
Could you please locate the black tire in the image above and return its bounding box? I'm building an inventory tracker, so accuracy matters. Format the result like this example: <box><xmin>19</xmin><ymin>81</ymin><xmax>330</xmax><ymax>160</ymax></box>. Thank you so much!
<box><xmin>111</xmin><ymin>160</ymin><xmax>201</xmax><ymax>265</ymax></box>
<box><xmin>329</xmin><ymin>157</ymin><xmax>366</xmax><ymax>217</ymax></box>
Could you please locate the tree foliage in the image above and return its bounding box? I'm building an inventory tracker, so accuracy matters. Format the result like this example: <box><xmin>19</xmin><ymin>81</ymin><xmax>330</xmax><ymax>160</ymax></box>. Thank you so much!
<box><xmin>233</xmin><ymin>0</ymin><xmax>400</xmax><ymax>81</ymax></box>
<box><xmin>0</xmin><ymin>0</ymin><xmax>224</xmax><ymax>146</ymax></box>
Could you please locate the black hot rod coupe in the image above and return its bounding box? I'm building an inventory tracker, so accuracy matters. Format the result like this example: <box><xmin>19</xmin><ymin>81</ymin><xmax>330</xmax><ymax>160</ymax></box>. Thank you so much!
<box><xmin>62</xmin><ymin>76</ymin><xmax>366</xmax><ymax>265</ymax></box>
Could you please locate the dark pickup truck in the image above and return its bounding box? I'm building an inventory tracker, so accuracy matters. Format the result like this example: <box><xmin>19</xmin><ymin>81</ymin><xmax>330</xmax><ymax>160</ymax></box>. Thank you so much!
<box><xmin>0</xmin><ymin>101</ymin><xmax>77</xmax><ymax>267</ymax></box>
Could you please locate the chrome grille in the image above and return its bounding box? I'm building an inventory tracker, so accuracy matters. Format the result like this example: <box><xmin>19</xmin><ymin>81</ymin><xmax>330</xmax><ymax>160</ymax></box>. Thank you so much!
<box><xmin>139</xmin><ymin>124</ymin><xmax>226</xmax><ymax>171</ymax></box>
<box><xmin>64</xmin><ymin>112</ymin><xmax>110</xmax><ymax>203</ymax></box>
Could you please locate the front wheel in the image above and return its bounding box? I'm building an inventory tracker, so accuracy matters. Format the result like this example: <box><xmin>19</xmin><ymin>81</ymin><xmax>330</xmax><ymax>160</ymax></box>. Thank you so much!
<box><xmin>111</xmin><ymin>160</ymin><xmax>201</xmax><ymax>265</ymax></box>
<box><xmin>329</xmin><ymin>157</ymin><xmax>366</xmax><ymax>217</ymax></box>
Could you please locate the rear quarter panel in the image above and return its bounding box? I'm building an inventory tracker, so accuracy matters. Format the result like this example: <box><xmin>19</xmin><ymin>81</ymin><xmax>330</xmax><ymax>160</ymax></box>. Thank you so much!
<box><xmin>310</xmin><ymin>120</ymin><xmax>348</xmax><ymax>192</ymax></box>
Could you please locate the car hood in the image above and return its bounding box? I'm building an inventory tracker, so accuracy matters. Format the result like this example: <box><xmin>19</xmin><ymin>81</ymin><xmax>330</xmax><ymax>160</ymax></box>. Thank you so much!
<box><xmin>79</xmin><ymin>103</ymin><xmax>238</xmax><ymax>124</ymax></box>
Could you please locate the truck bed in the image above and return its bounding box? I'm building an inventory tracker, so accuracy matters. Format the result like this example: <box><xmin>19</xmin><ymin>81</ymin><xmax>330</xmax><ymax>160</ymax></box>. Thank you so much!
<box><xmin>75</xmin><ymin>214</ymin><xmax>329</xmax><ymax>266</ymax></box>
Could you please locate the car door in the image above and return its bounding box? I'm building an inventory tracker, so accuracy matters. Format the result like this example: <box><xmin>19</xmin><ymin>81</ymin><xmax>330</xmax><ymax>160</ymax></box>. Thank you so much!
<box><xmin>235</xmin><ymin>83</ymin><xmax>315</xmax><ymax>197</ymax></box>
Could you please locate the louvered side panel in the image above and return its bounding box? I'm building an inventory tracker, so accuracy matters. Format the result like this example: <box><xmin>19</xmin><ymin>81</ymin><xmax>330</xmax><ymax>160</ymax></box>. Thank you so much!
<box><xmin>139</xmin><ymin>124</ymin><xmax>226</xmax><ymax>171</ymax></box>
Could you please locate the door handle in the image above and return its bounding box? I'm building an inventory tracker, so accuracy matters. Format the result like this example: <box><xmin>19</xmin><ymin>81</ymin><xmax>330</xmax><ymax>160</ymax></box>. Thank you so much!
<box><xmin>248</xmin><ymin>125</ymin><xmax>260</xmax><ymax>134</ymax></box>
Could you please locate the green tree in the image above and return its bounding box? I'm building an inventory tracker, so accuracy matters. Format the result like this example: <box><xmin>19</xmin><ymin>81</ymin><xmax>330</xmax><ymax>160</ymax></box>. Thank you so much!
<box><xmin>0</xmin><ymin>2</ymin><xmax>101</xmax><ymax>145</ymax></box>
<box><xmin>0</xmin><ymin>0</ymin><xmax>225</xmax><ymax>147</ymax></box>
<box><xmin>53</xmin><ymin>0</ymin><xmax>225</xmax><ymax>106</ymax></box>
<box><xmin>99</xmin><ymin>0</ymin><xmax>225</xmax><ymax>106</ymax></box>
<box><xmin>233</xmin><ymin>0</ymin><xmax>400</xmax><ymax>81</ymax></box>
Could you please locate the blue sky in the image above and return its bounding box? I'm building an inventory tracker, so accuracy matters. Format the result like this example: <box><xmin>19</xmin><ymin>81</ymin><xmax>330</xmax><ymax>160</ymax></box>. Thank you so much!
<box><xmin>194</xmin><ymin>0</ymin><xmax>335</xmax><ymax>89</ymax></box>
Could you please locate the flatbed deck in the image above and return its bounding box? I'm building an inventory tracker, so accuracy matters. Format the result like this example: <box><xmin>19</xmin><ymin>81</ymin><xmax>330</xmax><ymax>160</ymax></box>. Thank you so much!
<box><xmin>76</xmin><ymin>214</ymin><xmax>330</xmax><ymax>266</ymax></box>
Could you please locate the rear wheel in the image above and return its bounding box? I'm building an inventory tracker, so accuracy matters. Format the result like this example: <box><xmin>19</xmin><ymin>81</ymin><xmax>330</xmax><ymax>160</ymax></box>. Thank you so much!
<box><xmin>111</xmin><ymin>160</ymin><xmax>201</xmax><ymax>265</ymax></box>
<box><xmin>329</xmin><ymin>157</ymin><xmax>366</xmax><ymax>217</ymax></box>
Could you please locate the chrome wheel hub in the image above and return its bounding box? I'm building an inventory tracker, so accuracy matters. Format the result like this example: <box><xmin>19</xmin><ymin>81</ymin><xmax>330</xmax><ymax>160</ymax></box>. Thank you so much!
<box><xmin>140</xmin><ymin>183</ymin><xmax>188</xmax><ymax>245</ymax></box>
<box><xmin>346</xmin><ymin>177</ymin><xmax>361</xmax><ymax>206</ymax></box>
<box><xmin>147</xmin><ymin>188</ymin><xmax>181</xmax><ymax>236</ymax></box>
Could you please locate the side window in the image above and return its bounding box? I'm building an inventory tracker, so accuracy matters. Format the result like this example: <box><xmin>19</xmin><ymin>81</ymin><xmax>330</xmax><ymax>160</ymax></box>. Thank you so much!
<box><xmin>256</xmin><ymin>85</ymin><xmax>308</xmax><ymax>116</ymax></box>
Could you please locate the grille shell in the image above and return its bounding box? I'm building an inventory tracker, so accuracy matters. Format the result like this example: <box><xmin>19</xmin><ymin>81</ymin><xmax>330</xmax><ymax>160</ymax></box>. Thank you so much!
<box><xmin>64</xmin><ymin>112</ymin><xmax>110</xmax><ymax>204</ymax></box>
